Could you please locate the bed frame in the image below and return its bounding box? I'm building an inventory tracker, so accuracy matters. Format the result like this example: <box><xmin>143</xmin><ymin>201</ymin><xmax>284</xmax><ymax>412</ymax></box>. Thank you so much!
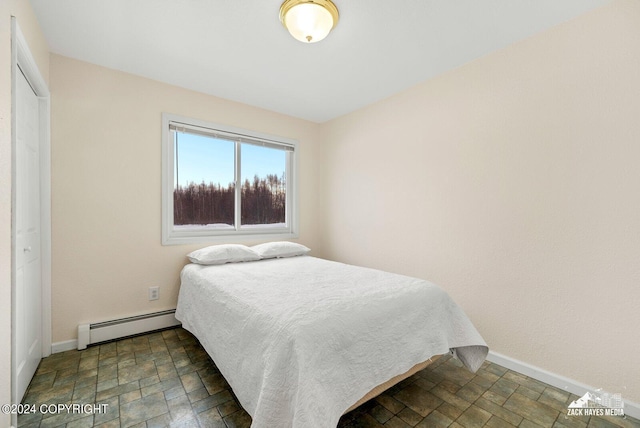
<box><xmin>344</xmin><ymin>355</ymin><xmax>441</xmax><ymax>414</ymax></box>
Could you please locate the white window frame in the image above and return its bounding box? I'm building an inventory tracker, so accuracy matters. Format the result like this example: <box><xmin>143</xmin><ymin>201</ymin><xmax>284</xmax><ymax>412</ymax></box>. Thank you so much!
<box><xmin>161</xmin><ymin>113</ymin><xmax>298</xmax><ymax>245</ymax></box>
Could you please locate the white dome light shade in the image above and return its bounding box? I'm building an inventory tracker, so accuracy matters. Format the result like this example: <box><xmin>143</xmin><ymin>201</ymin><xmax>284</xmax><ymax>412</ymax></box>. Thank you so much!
<box><xmin>280</xmin><ymin>0</ymin><xmax>339</xmax><ymax>44</ymax></box>
<box><xmin>285</xmin><ymin>3</ymin><xmax>333</xmax><ymax>43</ymax></box>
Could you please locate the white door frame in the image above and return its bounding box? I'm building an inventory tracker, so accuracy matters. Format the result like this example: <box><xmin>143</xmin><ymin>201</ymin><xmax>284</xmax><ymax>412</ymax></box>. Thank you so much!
<box><xmin>11</xmin><ymin>16</ymin><xmax>52</xmax><ymax>408</ymax></box>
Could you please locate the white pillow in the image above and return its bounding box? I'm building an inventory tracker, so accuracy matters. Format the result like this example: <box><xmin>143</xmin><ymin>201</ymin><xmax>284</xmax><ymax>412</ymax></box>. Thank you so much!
<box><xmin>187</xmin><ymin>244</ymin><xmax>261</xmax><ymax>265</ymax></box>
<box><xmin>251</xmin><ymin>241</ymin><xmax>311</xmax><ymax>259</ymax></box>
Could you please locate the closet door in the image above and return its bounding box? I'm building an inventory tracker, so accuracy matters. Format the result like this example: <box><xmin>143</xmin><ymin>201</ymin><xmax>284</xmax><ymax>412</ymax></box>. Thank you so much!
<box><xmin>14</xmin><ymin>67</ymin><xmax>43</xmax><ymax>402</ymax></box>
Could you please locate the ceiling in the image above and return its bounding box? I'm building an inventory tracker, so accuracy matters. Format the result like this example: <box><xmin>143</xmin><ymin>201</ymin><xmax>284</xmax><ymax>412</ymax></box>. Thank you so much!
<box><xmin>30</xmin><ymin>0</ymin><xmax>609</xmax><ymax>123</ymax></box>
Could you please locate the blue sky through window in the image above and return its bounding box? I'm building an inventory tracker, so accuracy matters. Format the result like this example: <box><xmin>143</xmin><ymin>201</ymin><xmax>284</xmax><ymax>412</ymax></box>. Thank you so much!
<box><xmin>174</xmin><ymin>132</ymin><xmax>286</xmax><ymax>188</ymax></box>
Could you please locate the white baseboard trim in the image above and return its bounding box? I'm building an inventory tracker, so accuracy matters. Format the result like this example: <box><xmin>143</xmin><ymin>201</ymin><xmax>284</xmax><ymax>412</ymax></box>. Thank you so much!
<box><xmin>486</xmin><ymin>351</ymin><xmax>640</xmax><ymax>420</ymax></box>
<box><xmin>51</xmin><ymin>339</ymin><xmax>77</xmax><ymax>354</ymax></box>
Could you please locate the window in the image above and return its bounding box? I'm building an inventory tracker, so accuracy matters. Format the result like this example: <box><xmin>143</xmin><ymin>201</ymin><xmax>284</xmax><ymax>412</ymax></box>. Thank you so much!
<box><xmin>162</xmin><ymin>113</ymin><xmax>298</xmax><ymax>245</ymax></box>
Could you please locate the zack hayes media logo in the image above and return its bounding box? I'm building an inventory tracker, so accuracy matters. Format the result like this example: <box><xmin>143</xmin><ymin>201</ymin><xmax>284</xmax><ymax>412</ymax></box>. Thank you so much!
<box><xmin>567</xmin><ymin>389</ymin><xmax>624</xmax><ymax>416</ymax></box>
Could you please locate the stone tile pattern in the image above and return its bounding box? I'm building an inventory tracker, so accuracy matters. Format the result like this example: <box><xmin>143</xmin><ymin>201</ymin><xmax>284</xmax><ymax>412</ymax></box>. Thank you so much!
<box><xmin>18</xmin><ymin>328</ymin><xmax>639</xmax><ymax>428</ymax></box>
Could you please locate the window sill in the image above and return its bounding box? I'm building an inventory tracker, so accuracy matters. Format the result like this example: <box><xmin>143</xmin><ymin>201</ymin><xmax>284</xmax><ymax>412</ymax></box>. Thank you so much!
<box><xmin>161</xmin><ymin>229</ymin><xmax>299</xmax><ymax>246</ymax></box>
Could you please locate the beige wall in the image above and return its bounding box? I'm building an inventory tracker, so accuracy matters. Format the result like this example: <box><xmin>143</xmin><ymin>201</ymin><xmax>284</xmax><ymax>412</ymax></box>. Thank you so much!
<box><xmin>50</xmin><ymin>55</ymin><xmax>322</xmax><ymax>343</ymax></box>
<box><xmin>319</xmin><ymin>0</ymin><xmax>640</xmax><ymax>404</ymax></box>
<box><xmin>0</xmin><ymin>0</ymin><xmax>49</xmax><ymax>424</ymax></box>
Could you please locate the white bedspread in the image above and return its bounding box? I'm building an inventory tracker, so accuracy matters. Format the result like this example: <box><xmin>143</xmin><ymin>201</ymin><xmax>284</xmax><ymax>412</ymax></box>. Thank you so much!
<box><xmin>175</xmin><ymin>256</ymin><xmax>488</xmax><ymax>428</ymax></box>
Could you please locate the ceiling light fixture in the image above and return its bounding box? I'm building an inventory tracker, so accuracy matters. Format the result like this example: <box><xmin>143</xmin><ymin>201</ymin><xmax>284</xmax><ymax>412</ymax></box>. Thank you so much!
<box><xmin>279</xmin><ymin>0</ymin><xmax>339</xmax><ymax>44</ymax></box>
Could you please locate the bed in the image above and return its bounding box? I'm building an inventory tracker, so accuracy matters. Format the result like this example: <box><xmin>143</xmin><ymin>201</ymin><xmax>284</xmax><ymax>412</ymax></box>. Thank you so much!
<box><xmin>175</xmin><ymin>253</ymin><xmax>488</xmax><ymax>428</ymax></box>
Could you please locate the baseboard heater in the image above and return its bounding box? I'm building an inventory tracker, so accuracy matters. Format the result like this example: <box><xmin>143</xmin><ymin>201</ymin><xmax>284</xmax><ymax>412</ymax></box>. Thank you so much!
<box><xmin>77</xmin><ymin>309</ymin><xmax>181</xmax><ymax>350</ymax></box>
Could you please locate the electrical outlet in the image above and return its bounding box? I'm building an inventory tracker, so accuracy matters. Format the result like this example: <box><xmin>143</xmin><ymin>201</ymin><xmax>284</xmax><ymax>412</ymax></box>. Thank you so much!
<box><xmin>149</xmin><ymin>286</ymin><xmax>159</xmax><ymax>301</ymax></box>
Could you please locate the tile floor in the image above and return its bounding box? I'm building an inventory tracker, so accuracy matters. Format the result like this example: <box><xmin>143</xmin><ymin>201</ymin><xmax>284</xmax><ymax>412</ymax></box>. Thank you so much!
<box><xmin>18</xmin><ymin>328</ymin><xmax>639</xmax><ymax>428</ymax></box>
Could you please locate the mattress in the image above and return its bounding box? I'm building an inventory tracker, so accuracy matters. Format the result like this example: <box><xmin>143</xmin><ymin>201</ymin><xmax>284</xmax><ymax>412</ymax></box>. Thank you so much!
<box><xmin>175</xmin><ymin>256</ymin><xmax>488</xmax><ymax>428</ymax></box>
